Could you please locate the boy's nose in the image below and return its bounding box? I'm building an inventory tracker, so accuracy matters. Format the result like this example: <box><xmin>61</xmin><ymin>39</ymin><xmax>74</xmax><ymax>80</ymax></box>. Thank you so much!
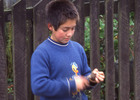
<box><xmin>66</xmin><ymin>32</ymin><xmax>73</xmax><ymax>37</ymax></box>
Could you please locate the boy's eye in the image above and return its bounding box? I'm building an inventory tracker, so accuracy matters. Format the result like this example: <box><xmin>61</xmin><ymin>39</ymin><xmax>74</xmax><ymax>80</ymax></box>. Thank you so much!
<box><xmin>62</xmin><ymin>27</ymin><xmax>75</xmax><ymax>32</ymax></box>
<box><xmin>62</xmin><ymin>29</ymin><xmax>68</xmax><ymax>32</ymax></box>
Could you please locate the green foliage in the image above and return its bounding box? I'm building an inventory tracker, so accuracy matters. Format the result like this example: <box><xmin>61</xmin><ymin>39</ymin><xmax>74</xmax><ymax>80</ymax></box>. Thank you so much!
<box><xmin>5</xmin><ymin>22</ymin><xmax>13</xmax><ymax>80</ymax></box>
<box><xmin>7</xmin><ymin>79</ymin><xmax>14</xmax><ymax>95</ymax></box>
<box><xmin>5</xmin><ymin>22</ymin><xmax>14</xmax><ymax>94</ymax></box>
<box><xmin>84</xmin><ymin>17</ymin><xmax>90</xmax><ymax>64</ymax></box>
<box><xmin>85</xmin><ymin>17</ymin><xmax>90</xmax><ymax>52</ymax></box>
<box><xmin>129</xmin><ymin>12</ymin><xmax>134</xmax><ymax>60</ymax></box>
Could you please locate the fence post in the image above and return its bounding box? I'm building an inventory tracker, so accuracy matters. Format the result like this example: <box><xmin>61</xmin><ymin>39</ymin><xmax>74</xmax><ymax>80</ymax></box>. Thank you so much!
<box><xmin>26</xmin><ymin>11</ymin><xmax>34</xmax><ymax>100</ymax></box>
<box><xmin>105</xmin><ymin>0</ymin><xmax>115</xmax><ymax>99</ymax></box>
<box><xmin>33</xmin><ymin>0</ymin><xmax>50</xmax><ymax>50</ymax></box>
<box><xmin>72</xmin><ymin>0</ymin><xmax>85</xmax><ymax>46</ymax></box>
<box><xmin>12</xmin><ymin>0</ymin><xmax>28</xmax><ymax>100</ymax></box>
<box><xmin>118</xmin><ymin>0</ymin><xmax>130</xmax><ymax>99</ymax></box>
<box><xmin>90</xmin><ymin>0</ymin><xmax>100</xmax><ymax>100</ymax></box>
<box><xmin>134</xmin><ymin>0</ymin><xmax>140</xmax><ymax>100</ymax></box>
<box><xmin>0</xmin><ymin>0</ymin><xmax>8</xmax><ymax>99</ymax></box>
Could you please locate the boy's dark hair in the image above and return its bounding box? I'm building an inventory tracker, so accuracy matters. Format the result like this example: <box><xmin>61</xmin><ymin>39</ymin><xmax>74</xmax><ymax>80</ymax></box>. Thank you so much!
<box><xmin>45</xmin><ymin>0</ymin><xmax>80</xmax><ymax>31</ymax></box>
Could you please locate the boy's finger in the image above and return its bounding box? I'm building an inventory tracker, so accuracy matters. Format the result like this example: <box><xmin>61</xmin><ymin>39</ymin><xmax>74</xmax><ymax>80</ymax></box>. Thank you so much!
<box><xmin>95</xmin><ymin>78</ymin><xmax>100</xmax><ymax>83</ymax></box>
<box><xmin>98</xmin><ymin>74</ymin><xmax>105</xmax><ymax>79</ymax></box>
<box><xmin>98</xmin><ymin>72</ymin><xmax>105</xmax><ymax>75</ymax></box>
<box><xmin>97</xmin><ymin>76</ymin><xmax>104</xmax><ymax>82</ymax></box>
<box><xmin>93</xmin><ymin>69</ymin><xmax>99</xmax><ymax>75</ymax></box>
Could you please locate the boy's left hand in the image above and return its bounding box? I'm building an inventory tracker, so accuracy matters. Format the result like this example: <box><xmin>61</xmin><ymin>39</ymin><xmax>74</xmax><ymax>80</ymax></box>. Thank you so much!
<box><xmin>91</xmin><ymin>68</ymin><xmax>105</xmax><ymax>83</ymax></box>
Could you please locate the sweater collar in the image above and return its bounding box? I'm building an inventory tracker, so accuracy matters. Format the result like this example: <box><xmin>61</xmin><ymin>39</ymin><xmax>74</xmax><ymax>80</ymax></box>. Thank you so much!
<box><xmin>48</xmin><ymin>37</ymin><xmax>69</xmax><ymax>47</ymax></box>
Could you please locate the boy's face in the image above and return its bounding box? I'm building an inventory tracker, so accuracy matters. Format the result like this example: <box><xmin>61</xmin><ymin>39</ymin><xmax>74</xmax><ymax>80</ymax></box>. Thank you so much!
<box><xmin>49</xmin><ymin>19</ymin><xmax>76</xmax><ymax>44</ymax></box>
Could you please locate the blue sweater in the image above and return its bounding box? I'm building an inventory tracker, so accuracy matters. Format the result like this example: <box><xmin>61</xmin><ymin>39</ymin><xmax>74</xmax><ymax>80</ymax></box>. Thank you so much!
<box><xmin>31</xmin><ymin>37</ymin><xmax>92</xmax><ymax>100</ymax></box>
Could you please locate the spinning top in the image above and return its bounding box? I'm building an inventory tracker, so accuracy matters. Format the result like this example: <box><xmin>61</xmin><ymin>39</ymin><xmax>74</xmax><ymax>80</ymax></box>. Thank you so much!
<box><xmin>87</xmin><ymin>73</ymin><xmax>96</xmax><ymax>83</ymax></box>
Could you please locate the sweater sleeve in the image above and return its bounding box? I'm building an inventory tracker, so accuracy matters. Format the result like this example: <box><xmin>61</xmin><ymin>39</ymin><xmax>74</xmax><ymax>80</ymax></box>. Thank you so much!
<box><xmin>80</xmin><ymin>47</ymin><xmax>91</xmax><ymax>76</ymax></box>
<box><xmin>31</xmin><ymin>49</ymin><xmax>76</xmax><ymax>97</ymax></box>
<box><xmin>80</xmin><ymin>46</ymin><xmax>97</xmax><ymax>88</ymax></box>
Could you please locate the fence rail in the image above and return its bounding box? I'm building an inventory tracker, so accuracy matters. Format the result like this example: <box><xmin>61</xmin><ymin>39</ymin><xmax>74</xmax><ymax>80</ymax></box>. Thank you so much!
<box><xmin>0</xmin><ymin>0</ymin><xmax>140</xmax><ymax>100</ymax></box>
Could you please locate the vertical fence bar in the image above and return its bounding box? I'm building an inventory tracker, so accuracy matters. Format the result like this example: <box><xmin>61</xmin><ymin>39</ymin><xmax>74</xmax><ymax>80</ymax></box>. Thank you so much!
<box><xmin>33</xmin><ymin>0</ymin><xmax>50</xmax><ymax>50</ymax></box>
<box><xmin>73</xmin><ymin>0</ymin><xmax>85</xmax><ymax>46</ymax></box>
<box><xmin>0</xmin><ymin>0</ymin><xmax>8</xmax><ymax>99</ymax></box>
<box><xmin>26</xmin><ymin>0</ymin><xmax>33</xmax><ymax>7</ymax></box>
<box><xmin>33</xmin><ymin>0</ymin><xmax>50</xmax><ymax>100</ymax></box>
<box><xmin>26</xmin><ymin>12</ymin><xmax>34</xmax><ymax>100</ymax></box>
<box><xmin>134</xmin><ymin>0</ymin><xmax>140</xmax><ymax>99</ymax></box>
<box><xmin>118</xmin><ymin>0</ymin><xmax>130</xmax><ymax>99</ymax></box>
<box><xmin>105</xmin><ymin>0</ymin><xmax>115</xmax><ymax>99</ymax></box>
<box><xmin>12</xmin><ymin>0</ymin><xmax>28</xmax><ymax>100</ymax></box>
<box><xmin>90</xmin><ymin>0</ymin><xmax>100</xmax><ymax>100</ymax></box>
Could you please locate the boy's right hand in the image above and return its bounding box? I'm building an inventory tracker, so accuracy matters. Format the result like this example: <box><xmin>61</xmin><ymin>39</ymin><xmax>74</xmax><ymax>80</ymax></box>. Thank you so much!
<box><xmin>74</xmin><ymin>76</ymin><xmax>89</xmax><ymax>91</ymax></box>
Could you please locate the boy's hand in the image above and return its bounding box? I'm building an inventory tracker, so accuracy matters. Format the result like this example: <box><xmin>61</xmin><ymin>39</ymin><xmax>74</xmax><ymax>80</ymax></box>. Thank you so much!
<box><xmin>91</xmin><ymin>68</ymin><xmax>105</xmax><ymax>83</ymax></box>
<box><xmin>74</xmin><ymin>76</ymin><xmax>89</xmax><ymax>91</ymax></box>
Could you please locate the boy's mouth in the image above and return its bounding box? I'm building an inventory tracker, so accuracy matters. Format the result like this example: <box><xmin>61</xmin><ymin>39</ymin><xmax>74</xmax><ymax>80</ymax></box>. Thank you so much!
<box><xmin>65</xmin><ymin>38</ymin><xmax>70</xmax><ymax>41</ymax></box>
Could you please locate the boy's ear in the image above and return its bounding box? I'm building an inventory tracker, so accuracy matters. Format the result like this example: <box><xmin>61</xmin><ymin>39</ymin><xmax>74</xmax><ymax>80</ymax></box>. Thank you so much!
<box><xmin>48</xmin><ymin>23</ymin><xmax>53</xmax><ymax>31</ymax></box>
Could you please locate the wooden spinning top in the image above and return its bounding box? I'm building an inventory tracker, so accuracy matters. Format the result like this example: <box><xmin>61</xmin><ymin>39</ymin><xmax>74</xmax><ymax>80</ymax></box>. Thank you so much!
<box><xmin>87</xmin><ymin>73</ymin><xmax>96</xmax><ymax>83</ymax></box>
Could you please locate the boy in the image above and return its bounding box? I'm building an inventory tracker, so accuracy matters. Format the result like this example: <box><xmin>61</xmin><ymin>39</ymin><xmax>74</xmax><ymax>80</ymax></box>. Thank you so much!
<box><xmin>31</xmin><ymin>0</ymin><xmax>105</xmax><ymax>100</ymax></box>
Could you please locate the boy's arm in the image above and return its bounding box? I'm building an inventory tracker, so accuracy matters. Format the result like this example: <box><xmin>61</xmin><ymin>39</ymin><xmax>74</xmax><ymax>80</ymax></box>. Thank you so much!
<box><xmin>80</xmin><ymin>47</ymin><xmax>99</xmax><ymax>88</ymax></box>
<box><xmin>31</xmin><ymin>50</ymin><xmax>77</xmax><ymax>97</ymax></box>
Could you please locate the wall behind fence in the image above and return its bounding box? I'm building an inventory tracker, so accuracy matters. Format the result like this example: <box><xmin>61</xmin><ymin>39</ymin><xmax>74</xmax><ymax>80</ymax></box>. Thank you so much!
<box><xmin>0</xmin><ymin>0</ymin><xmax>140</xmax><ymax>100</ymax></box>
